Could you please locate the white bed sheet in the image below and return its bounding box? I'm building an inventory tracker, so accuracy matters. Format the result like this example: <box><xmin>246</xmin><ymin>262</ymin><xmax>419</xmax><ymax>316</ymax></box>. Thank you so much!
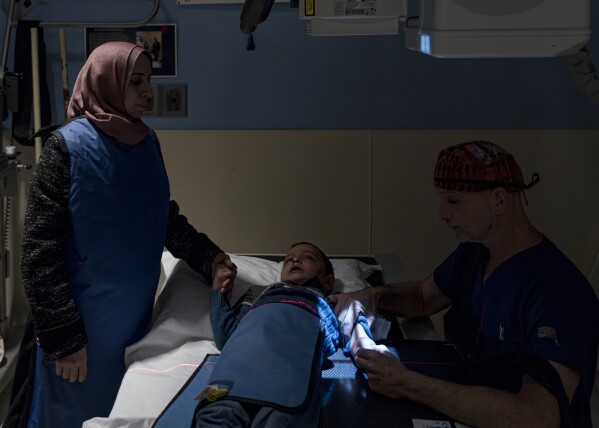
<box><xmin>84</xmin><ymin>252</ymin><xmax>383</xmax><ymax>428</ymax></box>
<box><xmin>84</xmin><ymin>341</ymin><xmax>218</xmax><ymax>428</ymax></box>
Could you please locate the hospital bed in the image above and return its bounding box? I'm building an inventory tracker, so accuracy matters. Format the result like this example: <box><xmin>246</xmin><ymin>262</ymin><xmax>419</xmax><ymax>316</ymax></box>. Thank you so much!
<box><xmin>83</xmin><ymin>251</ymin><xmax>468</xmax><ymax>428</ymax></box>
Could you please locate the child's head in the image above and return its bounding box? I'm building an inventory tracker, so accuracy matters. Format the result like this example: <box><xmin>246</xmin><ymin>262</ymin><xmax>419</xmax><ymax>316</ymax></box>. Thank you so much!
<box><xmin>280</xmin><ymin>242</ymin><xmax>335</xmax><ymax>293</ymax></box>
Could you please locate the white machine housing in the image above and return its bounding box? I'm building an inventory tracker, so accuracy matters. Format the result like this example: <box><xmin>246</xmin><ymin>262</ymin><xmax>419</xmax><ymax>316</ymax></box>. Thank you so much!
<box><xmin>298</xmin><ymin>0</ymin><xmax>592</xmax><ymax>58</ymax></box>
<box><xmin>298</xmin><ymin>0</ymin><xmax>407</xmax><ymax>36</ymax></box>
<box><xmin>405</xmin><ymin>0</ymin><xmax>592</xmax><ymax>58</ymax></box>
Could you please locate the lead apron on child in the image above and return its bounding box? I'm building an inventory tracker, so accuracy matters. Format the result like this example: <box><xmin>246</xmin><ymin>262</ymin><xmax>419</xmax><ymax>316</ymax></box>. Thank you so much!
<box><xmin>200</xmin><ymin>302</ymin><xmax>323</xmax><ymax>411</ymax></box>
<box><xmin>28</xmin><ymin>119</ymin><xmax>170</xmax><ymax>428</ymax></box>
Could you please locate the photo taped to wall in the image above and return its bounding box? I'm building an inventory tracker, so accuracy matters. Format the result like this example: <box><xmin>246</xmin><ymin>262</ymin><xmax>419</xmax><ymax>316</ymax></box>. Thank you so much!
<box><xmin>85</xmin><ymin>24</ymin><xmax>177</xmax><ymax>77</ymax></box>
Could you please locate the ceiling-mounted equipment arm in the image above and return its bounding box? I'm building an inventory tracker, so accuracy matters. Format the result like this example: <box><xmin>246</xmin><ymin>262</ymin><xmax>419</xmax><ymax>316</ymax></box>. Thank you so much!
<box><xmin>38</xmin><ymin>0</ymin><xmax>159</xmax><ymax>28</ymax></box>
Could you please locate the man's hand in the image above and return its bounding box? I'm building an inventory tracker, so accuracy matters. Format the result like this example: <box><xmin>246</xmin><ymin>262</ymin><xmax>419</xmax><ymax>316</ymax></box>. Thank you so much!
<box><xmin>212</xmin><ymin>253</ymin><xmax>237</xmax><ymax>296</ymax></box>
<box><xmin>55</xmin><ymin>346</ymin><xmax>88</xmax><ymax>383</ymax></box>
<box><xmin>328</xmin><ymin>288</ymin><xmax>377</xmax><ymax>343</ymax></box>
<box><xmin>354</xmin><ymin>346</ymin><xmax>409</xmax><ymax>399</ymax></box>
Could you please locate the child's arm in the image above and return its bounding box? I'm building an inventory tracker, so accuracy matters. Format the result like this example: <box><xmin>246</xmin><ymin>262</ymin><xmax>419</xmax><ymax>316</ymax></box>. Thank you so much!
<box><xmin>349</xmin><ymin>322</ymin><xmax>378</xmax><ymax>358</ymax></box>
<box><xmin>210</xmin><ymin>289</ymin><xmax>239</xmax><ymax>350</ymax></box>
<box><xmin>348</xmin><ymin>318</ymin><xmax>390</xmax><ymax>359</ymax></box>
<box><xmin>210</xmin><ymin>263</ymin><xmax>245</xmax><ymax>349</ymax></box>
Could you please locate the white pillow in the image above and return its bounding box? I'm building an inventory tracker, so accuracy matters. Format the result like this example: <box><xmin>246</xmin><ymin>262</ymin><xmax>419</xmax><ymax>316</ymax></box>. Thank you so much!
<box><xmin>227</xmin><ymin>255</ymin><xmax>279</xmax><ymax>304</ymax></box>
<box><xmin>275</xmin><ymin>258</ymin><xmax>382</xmax><ymax>293</ymax></box>
<box><xmin>332</xmin><ymin>258</ymin><xmax>382</xmax><ymax>293</ymax></box>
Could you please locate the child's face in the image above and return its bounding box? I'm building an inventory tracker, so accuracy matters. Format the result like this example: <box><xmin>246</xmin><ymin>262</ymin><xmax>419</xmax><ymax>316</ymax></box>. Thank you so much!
<box><xmin>280</xmin><ymin>243</ymin><xmax>333</xmax><ymax>291</ymax></box>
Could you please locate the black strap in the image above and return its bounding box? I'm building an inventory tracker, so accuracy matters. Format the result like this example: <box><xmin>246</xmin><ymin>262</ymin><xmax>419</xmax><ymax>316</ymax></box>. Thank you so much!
<box><xmin>434</xmin><ymin>173</ymin><xmax>540</xmax><ymax>191</ymax></box>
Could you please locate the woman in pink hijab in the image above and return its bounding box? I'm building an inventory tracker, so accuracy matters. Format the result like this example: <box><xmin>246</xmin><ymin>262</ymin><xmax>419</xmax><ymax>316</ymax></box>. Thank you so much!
<box><xmin>18</xmin><ymin>41</ymin><xmax>236</xmax><ymax>428</ymax></box>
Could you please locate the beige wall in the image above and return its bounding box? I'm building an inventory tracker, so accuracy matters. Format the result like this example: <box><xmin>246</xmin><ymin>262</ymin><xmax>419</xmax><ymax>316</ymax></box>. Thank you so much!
<box><xmin>158</xmin><ymin>129</ymin><xmax>599</xmax><ymax>281</ymax></box>
<box><xmin>159</xmin><ymin>130</ymin><xmax>372</xmax><ymax>256</ymax></box>
<box><xmin>5</xmin><ymin>129</ymin><xmax>598</xmax><ymax>340</ymax></box>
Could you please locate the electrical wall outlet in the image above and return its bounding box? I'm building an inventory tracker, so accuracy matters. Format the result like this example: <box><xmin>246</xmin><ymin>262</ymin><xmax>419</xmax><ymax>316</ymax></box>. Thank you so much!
<box><xmin>161</xmin><ymin>84</ymin><xmax>187</xmax><ymax>117</ymax></box>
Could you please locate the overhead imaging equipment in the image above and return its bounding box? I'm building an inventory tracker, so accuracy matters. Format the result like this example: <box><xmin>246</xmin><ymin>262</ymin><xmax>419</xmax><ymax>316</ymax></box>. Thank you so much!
<box><xmin>240</xmin><ymin>0</ymin><xmax>599</xmax><ymax>103</ymax></box>
<box><xmin>295</xmin><ymin>0</ymin><xmax>592</xmax><ymax>58</ymax></box>
<box><xmin>216</xmin><ymin>0</ymin><xmax>596</xmax><ymax>58</ymax></box>
<box><xmin>297</xmin><ymin>0</ymin><xmax>407</xmax><ymax>37</ymax></box>
<box><xmin>404</xmin><ymin>0</ymin><xmax>591</xmax><ymax>58</ymax></box>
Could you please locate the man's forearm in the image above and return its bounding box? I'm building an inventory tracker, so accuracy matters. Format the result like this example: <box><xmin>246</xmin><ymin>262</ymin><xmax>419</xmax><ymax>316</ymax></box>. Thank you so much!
<box><xmin>394</xmin><ymin>369</ymin><xmax>560</xmax><ymax>428</ymax></box>
<box><xmin>376</xmin><ymin>275</ymin><xmax>451</xmax><ymax>318</ymax></box>
<box><xmin>375</xmin><ymin>282</ymin><xmax>426</xmax><ymax>318</ymax></box>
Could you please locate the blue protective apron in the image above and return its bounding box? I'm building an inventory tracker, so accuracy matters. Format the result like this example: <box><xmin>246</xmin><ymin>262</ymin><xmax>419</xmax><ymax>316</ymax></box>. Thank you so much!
<box><xmin>207</xmin><ymin>303</ymin><xmax>321</xmax><ymax>409</ymax></box>
<box><xmin>153</xmin><ymin>303</ymin><xmax>323</xmax><ymax>428</ymax></box>
<box><xmin>28</xmin><ymin>118</ymin><xmax>170</xmax><ymax>428</ymax></box>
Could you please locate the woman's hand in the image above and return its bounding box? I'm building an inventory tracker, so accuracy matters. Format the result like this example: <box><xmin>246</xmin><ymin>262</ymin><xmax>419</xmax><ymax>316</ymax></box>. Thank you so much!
<box><xmin>55</xmin><ymin>346</ymin><xmax>88</xmax><ymax>383</ymax></box>
<box><xmin>212</xmin><ymin>253</ymin><xmax>237</xmax><ymax>295</ymax></box>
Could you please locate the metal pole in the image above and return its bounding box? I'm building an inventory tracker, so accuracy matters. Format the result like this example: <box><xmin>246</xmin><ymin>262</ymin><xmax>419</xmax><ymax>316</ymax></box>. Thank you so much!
<box><xmin>0</xmin><ymin>0</ymin><xmax>18</xmax><ymax>340</ymax></box>
<box><xmin>30</xmin><ymin>27</ymin><xmax>42</xmax><ymax>161</ymax></box>
<box><xmin>0</xmin><ymin>0</ymin><xmax>18</xmax><ymax>150</ymax></box>
<box><xmin>0</xmin><ymin>0</ymin><xmax>17</xmax><ymax>73</ymax></box>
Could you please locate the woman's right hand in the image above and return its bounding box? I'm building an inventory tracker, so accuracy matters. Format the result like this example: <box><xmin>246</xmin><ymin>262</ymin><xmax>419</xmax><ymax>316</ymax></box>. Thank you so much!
<box><xmin>212</xmin><ymin>254</ymin><xmax>237</xmax><ymax>296</ymax></box>
<box><xmin>55</xmin><ymin>346</ymin><xmax>87</xmax><ymax>383</ymax></box>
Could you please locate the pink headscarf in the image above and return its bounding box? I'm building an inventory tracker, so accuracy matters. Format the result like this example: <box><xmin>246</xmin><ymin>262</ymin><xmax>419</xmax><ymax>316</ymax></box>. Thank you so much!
<box><xmin>67</xmin><ymin>41</ymin><xmax>152</xmax><ymax>145</ymax></box>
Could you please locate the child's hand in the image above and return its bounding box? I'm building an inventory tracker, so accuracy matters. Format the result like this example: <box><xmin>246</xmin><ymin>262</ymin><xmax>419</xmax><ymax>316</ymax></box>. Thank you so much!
<box><xmin>350</xmin><ymin>337</ymin><xmax>384</xmax><ymax>358</ymax></box>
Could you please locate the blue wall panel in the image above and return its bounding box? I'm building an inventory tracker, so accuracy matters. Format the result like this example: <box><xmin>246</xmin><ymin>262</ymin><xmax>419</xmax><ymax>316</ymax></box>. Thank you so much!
<box><xmin>1</xmin><ymin>0</ymin><xmax>598</xmax><ymax>129</ymax></box>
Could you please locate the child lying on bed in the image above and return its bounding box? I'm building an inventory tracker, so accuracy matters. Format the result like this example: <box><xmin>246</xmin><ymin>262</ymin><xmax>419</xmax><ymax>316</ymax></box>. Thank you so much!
<box><xmin>193</xmin><ymin>242</ymin><xmax>387</xmax><ymax>428</ymax></box>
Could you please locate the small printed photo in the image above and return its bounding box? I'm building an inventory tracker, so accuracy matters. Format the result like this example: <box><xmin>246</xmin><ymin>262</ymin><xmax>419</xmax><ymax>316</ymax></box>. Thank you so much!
<box><xmin>136</xmin><ymin>31</ymin><xmax>163</xmax><ymax>69</ymax></box>
<box><xmin>86</xmin><ymin>24</ymin><xmax>176</xmax><ymax>77</ymax></box>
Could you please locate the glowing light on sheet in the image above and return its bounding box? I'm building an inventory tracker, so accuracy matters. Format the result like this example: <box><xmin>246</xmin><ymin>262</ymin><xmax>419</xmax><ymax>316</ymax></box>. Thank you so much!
<box><xmin>129</xmin><ymin>362</ymin><xmax>207</xmax><ymax>374</ymax></box>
